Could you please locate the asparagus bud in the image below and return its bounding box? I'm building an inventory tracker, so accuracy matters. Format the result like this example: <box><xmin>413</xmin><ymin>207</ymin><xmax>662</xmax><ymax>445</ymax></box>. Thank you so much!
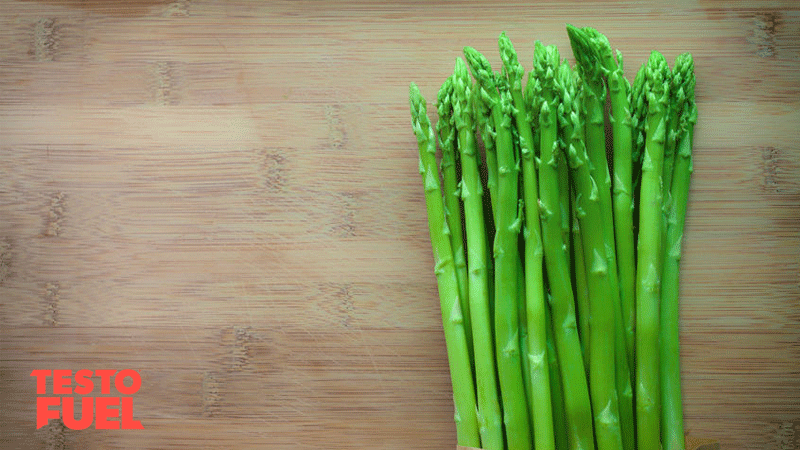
<box><xmin>636</xmin><ymin>50</ymin><xmax>670</xmax><ymax>450</ymax></box>
<box><xmin>410</xmin><ymin>83</ymin><xmax>481</xmax><ymax>448</ymax></box>
<box><xmin>453</xmin><ymin>57</ymin><xmax>505</xmax><ymax>450</ymax></box>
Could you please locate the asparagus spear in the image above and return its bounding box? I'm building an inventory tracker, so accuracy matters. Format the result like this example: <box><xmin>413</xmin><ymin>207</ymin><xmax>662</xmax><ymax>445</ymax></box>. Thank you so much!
<box><xmin>464</xmin><ymin>45</ymin><xmax>532</xmax><ymax>450</ymax></box>
<box><xmin>565</xmin><ymin>26</ymin><xmax>623</xmax><ymax>317</ymax></box>
<box><xmin>570</xmin><ymin>26</ymin><xmax>637</xmax><ymax>448</ymax></box>
<box><xmin>558</xmin><ymin>141</ymin><xmax>573</xmax><ymax>271</ymax></box>
<box><xmin>409</xmin><ymin>83</ymin><xmax>481</xmax><ymax>448</ymax></box>
<box><xmin>595</xmin><ymin>32</ymin><xmax>637</xmax><ymax>376</ymax></box>
<box><xmin>558</xmin><ymin>58</ymin><xmax>618</xmax><ymax>450</ymax></box>
<box><xmin>437</xmin><ymin>77</ymin><xmax>473</xmax><ymax>369</ymax></box>
<box><xmin>470</xmin><ymin>85</ymin><xmax>497</xmax><ymax>346</ymax></box>
<box><xmin>660</xmin><ymin>57</ymin><xmax>684</xmax><ymax>314</ymax></box>
<box><xmin>570</xmin><ymin>179</ymin><xmax>591</xmax><ymax>373</ymax></box>
<box><xmin>660</xmin><ymin>52</ymin><xmax>696</xmax><ymax>450</ymax></box>
<box><xmin>452</xmin><ymin>57</ymin><xmax>505</xmax><ymax>450</ymax></box>
<box><xmin>575</xmin><ymin>28</ymin><xmax>636</xmax><ymax>450</ymax></box>
<box><xmin>499</xmin><ymin>32</ymin><xmax>556</xmax><ymax>450</ymax></box>
<box><xmin>512</xmin><ymin>118</ymin><xmax>536</xmax><ymax>439</ymax></box>
<box><xmin>662</xmin><ymin>58</ymin><xmax>684</xmax><ymax>198</ymax></box>
<box><xmin>630</xmin><ymin>63</ymin><xmax>648</xmax><ymax>225</ymax></box>
<box><xmin>635</xmin><ymin>51</ymin><xmax>671</xmax><ymax>450</ymax></box>
<box><xmin>472</xmin><ymin>79</ymin><xmax>499</xmax><ymax>225</ymax></box>
<box><xmin>545</xmin><ymin>294</ymin><xmax>569</xmax><ymax>450</ymax></box>
<box><xmin>607</xmin><ymin>58</ymin><xmax>638</xmax><ymax>450</ymax></box>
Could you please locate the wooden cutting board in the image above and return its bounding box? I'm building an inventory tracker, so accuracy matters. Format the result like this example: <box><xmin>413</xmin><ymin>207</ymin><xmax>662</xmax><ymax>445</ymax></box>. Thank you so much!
<box><xmin>1</xmin><ymin>1</ymin><xmax>798</xmax><ymax>448</ymax></box>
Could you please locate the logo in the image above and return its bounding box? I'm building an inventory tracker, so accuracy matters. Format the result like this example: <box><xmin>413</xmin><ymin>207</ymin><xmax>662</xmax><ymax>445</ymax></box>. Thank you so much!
<box><xmin>30</xmin><ymin>369</ymin><xmax>144</xmax><ymax>430</ymax></box>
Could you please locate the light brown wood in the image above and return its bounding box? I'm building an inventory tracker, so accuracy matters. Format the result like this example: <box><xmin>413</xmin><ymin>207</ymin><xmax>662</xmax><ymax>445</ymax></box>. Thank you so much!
<box><xmin>1</xmin><ymin>1</ymin><xmax>798</xmax><ymax>449</ymax></box>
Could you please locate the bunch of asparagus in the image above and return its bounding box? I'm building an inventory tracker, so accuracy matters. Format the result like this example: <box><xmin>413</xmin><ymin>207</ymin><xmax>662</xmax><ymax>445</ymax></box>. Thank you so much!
<box><xmin>409</xmin><ymin>25</ymin><xmax>697</xmax><ymax>450</ymax></box>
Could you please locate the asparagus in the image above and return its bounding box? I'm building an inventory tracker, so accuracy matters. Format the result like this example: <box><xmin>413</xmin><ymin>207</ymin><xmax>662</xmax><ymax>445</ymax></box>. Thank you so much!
<box><xmin>545</xmin><ymin>296</ymin><xmax>570</xmax><ymax>450</ymax></box>
<box><xmin>597</xmin><ymin>33</ymin><xmax>637</xmax><ymax>376</ymax></box>
<box><xmin>409</xmin><ymin>83</ymin><xmax>481</xmax><ymax>448</ymax></box>
<box><xmin>510</xmin><ymin>119</ymin><xmax>535</xmax><ymax>431</ymax></box>
<box><xmin>663</xmin><ymin>58</ymin><xmax>684</xmax><ymax>198</ymax></box>
<box><xmin>565</xmin><ymin>26</ymin><xmax>623</xmax><ymax>316</ymax></box>
<box><xmin>570</xmin><ymin>179</ymin><xmax>591</xmax><ymax>372</ymax></box>
<box><xmin>464</xmin><ymin>45</ymin><xmax>532</xmax><ymax>450</ymax></box>
<box><xmin>607</xmin><ymin>57</ymin><xmax>638</xmax><ymax>450</ymax></box>
<box><xmin>451</xmin><ymin>57</ymin><xmax>505</xmax><ymax>450</ymax></box>
<box><xmin>660</xmin><ymin>52</ymin><xmax>696</xmax><ymax>450</ymax></box>
<box><xmin>659</xmin><ymin>63</ymin><xmax>681</xmax><ymax>289</ymax></box>
<box><xmin>558</xmin><ymin>142</ymin><xmax>573</xmax><ymax>271</ymax></box>
<box><xmin>499</xmin><ymin>32</ymin><xmax>556</xmax><ymax>450</ymax></box>
<box><xmin>537</xmin><ymin>44</ymin><xmax>602</xmax><ymax>450</ymax></box>
<box><xmin>569</xmin><ymin>28</ymin><xmax>641</xmax><ymax>450</ymax></box>
<box><xmin>630</xmin><ymin>64</ymin><xmax>648</xmax><ymax>210</ymax></box>
<box><xmin>577</xmin><ymin>28</ymin><xmax>637</xmax><ymax>450</ymax></box>
<box><xmin>409</xmin><ymin>29</ymin><xmax>697</xmax><ymax>450</ymax></box>
<box><xmin>437</xmin><ymin>77</ymin><xmax>473</xmax><ymax>369</ymax></box>
<box><xmin>558</xmin><ymin>59</ymin><xmax>619</xmax><ymax>450</ymax></box>
<box><xmin>635</xmin><ymin>51</ymin><xmax>670</xmax><ymax>450</ymax></box>
<box><xmin>472</xmin><ymin>80</ymin><xmax>499</xmax><ymax>225</ymax></box>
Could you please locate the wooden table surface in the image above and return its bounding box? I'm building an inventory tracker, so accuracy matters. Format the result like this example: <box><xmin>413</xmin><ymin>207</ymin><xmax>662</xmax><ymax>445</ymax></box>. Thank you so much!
<box><xmin>1</xmin><ymin>1</ymin><xmax>799</xmax><ymax>449</ymax></box>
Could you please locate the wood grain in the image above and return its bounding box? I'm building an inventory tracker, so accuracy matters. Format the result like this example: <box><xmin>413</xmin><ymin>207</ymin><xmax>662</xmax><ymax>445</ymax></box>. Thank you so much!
<box><xmin>1</xmin><ymin>0</ymin><xmax>799</xmax><ymax>449</ymax></box>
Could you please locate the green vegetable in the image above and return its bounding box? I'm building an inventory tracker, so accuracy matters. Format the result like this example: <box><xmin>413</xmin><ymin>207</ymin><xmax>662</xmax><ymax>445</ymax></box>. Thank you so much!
<box><xmin>602</xmin><ymin>37</ymin><xmax>637</xmax><ymax>379</ymax></box>
<box><xmin>635</xmin><ymin>50</ymin><xmax>670</xmax><ymax>450</ymax></box>
<box><xmin>409</xmin><ymin>83</ymin><xmax>481</xmax><ymax>448</ymax></box>
<box><xmin>534</xmin><ymin>43</ymin><xmax>596</xmax><ymax>450</ymax></box>
<box><xmin>630</xmin><ymin>63</ymin><xmax>648</xmax><ymax>209</ymax></box>
<box><xmin>560</xmin><ymin>60</ymin><xmax>618</xmax><ymax>450</ymax></box>
<box><xmin>408</xmin><ymin>29</ymin><xmax>697</xmax><ymax>450</ymax></box>
<box><xmin>472</xmin><ymin>74</ymin><xmax>499</xmax><ymax>225</ymax></box>
<box><xmin>464</xmin><ymin>45</ymin><xmax>532</xmax><ymax>450</ymax></box>
<box><xmin>567</xmin><ymin>26</ymin><xmax>630</xmax><ymax>450</ymax></box>
<box><xmin>565</xmin><ymin>27</ymin><xmax>625</xmax><ymax>333</ymax></box>
<box><xmin>451</xmin><ymin>57</ymin><xmax>505</xmax><ymax>450</ymax></box>
<box><xmin>570</xmin><ymin>178</ymin><xmax>591</xmax><ymax>372</ymax></box>
<box><xmin>545</xmin><ymin>295</ymin><xmax>570</xmax><ymax>450</ymax></box>
<box><xmin>576</xmin><ymin>27</ymin><xmax>637</xmax><ymax>450</ymax></box>
<box><xmin>436</xmin><ymin>77</ymin><xmax>474</xmax><ymax>370</ymax></box>
<box><xmin>499</xmin><ymin>32</ymin><xmax>556</xmax><ymax>450</ymax></box>
<box><xmin>660</xmin><ymin>52</ymin><xmax>696</xmax><ymax>450</ymax></box>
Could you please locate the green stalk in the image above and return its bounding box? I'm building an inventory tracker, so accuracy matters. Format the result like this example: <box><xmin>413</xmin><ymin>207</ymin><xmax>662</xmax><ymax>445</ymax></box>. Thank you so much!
<box><xmin>583</xmin><ymin>30</ymin><xmax>637</xmax><ymax>450</ymax></box>
<box><xmin>660</xmin><ymin>52</ymin><xmax>696</xmax><ymax>450</ymax></box>
<box><xmin>601</xmin><ymin>42</ymin><xmax>637</xmax><ymax>376</ymax></box>
<box><xmin>635</xmin><ymin>51</ymin><xmax>670</xmax><ymax>450</ymax></box>
<box><xmin>499</xmin><ymin>32</ymin><xmax>556</xmax><ymax>450</ymax></box>
<box><xmin>566</xmin><ymin>27</ymin><xmax>623</xmax><ymax>326</ymax></box>
<box><xmin>570</xmin><ymin>182</ymin><xmax>591</xmax><ymax>372</ymax></box>
<box><xmin>510</xmin><ymin>121</ymin><xmax>534</xmax><ymax>432</ymax></box>
<box><xmin>409</xmin><ymin>83</ymin><xmax>480</xmax><ymax>447</ymax></box>
<box><xmin>464</xmin><ymin>45</ymin><xmax>532</xmax><ymax>450</ymax></box>
<box><xmin>558</xmin><ymin>59</ymin><xmax>619</xmax><ymax>450</ymax></box>
<box><xmin>568</xmin><ymin>28</ymin><xmax>635</xmax><ymax>450</ymax></box>
<box><xmin>659</xmin><ymin>66</ymin><xmax>676</xmax><ymax>300</ymax></box>
<box><xmin>536</xmin><ymin>49</ymin><xmax>595</xmax><ymax>450</ymax></box>
<box><xmin>630</xmin><ymin>63</ymin><xmax>648</xmax><ymax>233</ymax></box>
<box><xmin>545</xmin><ymin>296</ymin><xmax>569</xmax><ymax>450</ymax></box>
<box><xmin>608</xmin><ymin>67</ymin><xmax>638</xmax><ymax>445</ymax></box>
<box><xmin>559</xmin><ymin>145</ymin><xmax>572</xmax><ymax>271</ymax></box>
<box><xmin>452</xmin><ymin>58</ymin><xmax>505</xmax><ymax>450</ymax></box>
<box><xmin>437</xmin><ymin>77</ymin><xmax>473</xmax><ymax>369</ymax></box>
<box><xmin>471</xmin><ymin>85</ymin><xmax>497</xmax><ymax>323</ymax></box>
<box><xmin>614</xmin><ymin>301</ymin><xmax>635</xmax><ymax>450</ymax></box>
<box><xmin>568</xmin><ymin>106</ymin><xmax>626</xmax><ymax>450</ymax></box>
<box><xmin>559</xmin><ymin>68</ymin><xmax>590</xmax><ymax>378</ymax></box>
<box><xmin>662</xmin><ymin>61</ymin><xmax>682</xmax><ymax>198</ymax></box>
<box><xmin>660</xmin><ymin>58</ymin><xmax>682</xmax><ymax>313</ymax></box>
<box><xmin>472</xmin><ymin>83</ymin><xmax>499</xmax><ymax>225</ymax></box>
